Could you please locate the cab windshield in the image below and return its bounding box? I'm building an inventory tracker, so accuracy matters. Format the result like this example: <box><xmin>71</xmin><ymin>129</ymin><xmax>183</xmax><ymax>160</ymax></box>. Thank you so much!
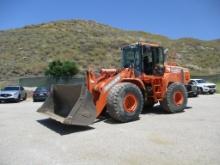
<box><xmin>122</xmin><ymin>46</ymin><xmax>141</xmax><ymax>71</ymax></box>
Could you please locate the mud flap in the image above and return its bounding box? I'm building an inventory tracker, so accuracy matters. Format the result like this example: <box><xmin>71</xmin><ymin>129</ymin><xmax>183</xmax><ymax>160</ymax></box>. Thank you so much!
<box><xmin>37</xmin><ymin>84</ymin><xmax>96</xmax><ymax>126</ymax></box>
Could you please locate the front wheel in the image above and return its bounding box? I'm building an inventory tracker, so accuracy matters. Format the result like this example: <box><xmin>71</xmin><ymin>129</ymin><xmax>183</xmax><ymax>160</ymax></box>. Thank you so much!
<box><xmin>198</xmin><ymin>87</ymin><xmax>203</xmax><ymax>94</ymax></box>
<box><xmin>23</xmin><ymin>93</ymin><xmax>27</xmax><ymax>100</ymax></box>
<box><xmin>192</xmin><ymin>92</ymin><xmax>198</xmax><ymax>97</ymax></box>
<box><xmin>161</xmin><ymin>83</ymin><xmax>188</xmax><ymax>113</ymax></box>
<box><xmin>15</xmin><ymin>95</ymin><xmax>21</xmax><ymax>103</ymax></box>
<box><xmin>209</xmin><ymin>91</ymin><xmax>215</xmax><ymax>94</ymax></box>
<box><xmin>107</xmin><ymin>82</ymin><xmax>144</xmax><ymax>122</ymax></box>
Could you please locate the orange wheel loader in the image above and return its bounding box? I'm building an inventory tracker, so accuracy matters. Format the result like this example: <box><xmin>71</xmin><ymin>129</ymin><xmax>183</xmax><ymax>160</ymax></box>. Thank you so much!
<box><xmin>37</xmin><ymin>42</ymin><xmax>190</xmax><ymax>126</ymax></box>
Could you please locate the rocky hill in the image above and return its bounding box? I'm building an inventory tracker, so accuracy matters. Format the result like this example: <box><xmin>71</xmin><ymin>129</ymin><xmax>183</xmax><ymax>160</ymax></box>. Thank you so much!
<box><xmin>0</xmin><ymin>19</ymin><xmax>220</xmax><ymax>80</ymax></box>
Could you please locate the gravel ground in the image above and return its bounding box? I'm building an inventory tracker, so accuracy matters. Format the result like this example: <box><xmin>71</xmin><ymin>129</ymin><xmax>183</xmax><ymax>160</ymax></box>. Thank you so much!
<box><xmin>0</xmin><ymin>95</ymin><xmax>220</xmax><ymax>165</ymax></box>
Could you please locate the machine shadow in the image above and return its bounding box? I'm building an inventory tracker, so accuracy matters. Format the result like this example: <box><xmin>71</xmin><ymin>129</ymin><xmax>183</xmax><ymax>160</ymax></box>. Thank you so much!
<box><xmin>103</xmin><ymin>104</ymin><xmax>192</xmax><ymax>124</ymax></box>
<box><xmin>103</xmin><ymin>118</ymin><xmax>127</xmax><ymax>125</ymax></box>
<box><xmin>96</xmin><ymin>115</ymin><xmax>123</xmax><ymax>125</ymax></box>
<box><xmin>37</xmin><ymin>105</ymin><xmax>193</xmax><ymax>130</ymax></box>
<box><xmin>142</xmin><ymin>105</ymin><xmax>167</xmax><ymax>114</ymax></box>
<box><xmin>142</xmin><ymin>104</ymin><xmax>192</xmax><ymax>114</ymax></box>
<box><xmin>37</xmin><ymin>118</ymin><xmax>94</xmax><ymax>135</ymax></box>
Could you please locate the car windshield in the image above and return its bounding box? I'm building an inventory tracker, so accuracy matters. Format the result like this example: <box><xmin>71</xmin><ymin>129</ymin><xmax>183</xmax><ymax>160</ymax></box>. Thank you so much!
<box><xmin>36</xmin><ymin>87</ymin><xmax>48</xmax><ymax>92</ymax></box>
<box><xmin>196</xmin><ymin>79</ymin><xmax>206</xmax><ymax>83</ymax></box>
<box><xmin>4</xmin><ymin>87</ymin><xmax>19</xmax><ymax>91</ymax></box>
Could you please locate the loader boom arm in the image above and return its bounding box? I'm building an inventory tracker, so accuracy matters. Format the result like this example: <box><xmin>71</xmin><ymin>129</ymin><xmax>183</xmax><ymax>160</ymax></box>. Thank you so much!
<box><xmin>86</xmin><ymin>68</ymin><xmax>146</xmax><ymax>116</ymax></box>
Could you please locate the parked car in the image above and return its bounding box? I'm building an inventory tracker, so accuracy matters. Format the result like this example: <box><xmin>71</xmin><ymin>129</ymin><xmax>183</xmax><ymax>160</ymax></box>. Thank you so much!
<box><xmin>0</xmin><ymin>86</ymin><xmax>27</xmax><ymax>102</ymax></box>
<box><xmin>185</xmin><ymin>82</ymin><xmax>199</xmax><ymax>97</ymax></box>
<box><xmin>33</xmin><ymin>87</ymin><xmax>50</xmax><ymax>102</ymax></box>
<box><xmin>190</xmin><ymin>79</ymin><xmax>216</xmax><ymax>94</ymax></box>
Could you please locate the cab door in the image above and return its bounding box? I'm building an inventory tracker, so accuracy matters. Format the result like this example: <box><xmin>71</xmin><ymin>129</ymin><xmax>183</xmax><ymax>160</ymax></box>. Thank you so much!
<box><xmin>151</xmin><ymin>47</ymin><xmax>165</xmax><ymax>76</ymax></box>
<box><xmin>142</xmin><ymin>46</ymin><xmax>165</xmax><ymax>76</ymax></box>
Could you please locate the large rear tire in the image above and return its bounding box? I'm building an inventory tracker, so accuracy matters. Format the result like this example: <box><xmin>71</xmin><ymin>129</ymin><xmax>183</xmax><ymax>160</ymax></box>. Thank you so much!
<box><xmin>107</xmin><ymin>82</ymin><xmax>144</xmax><ymax>122</ymax></box>
<box><xmin>161</xmin><ymin>83</ymin><xmax>187</xmax><ymax>113</ymax></box>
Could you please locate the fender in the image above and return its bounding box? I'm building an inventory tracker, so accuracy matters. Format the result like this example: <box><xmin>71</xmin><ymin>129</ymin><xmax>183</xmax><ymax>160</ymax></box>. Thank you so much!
<box><xmin>121</xmin><ymin>78</ymin><xmax>146</xmax><ymax>90</ymax></box>
<box><xmin>95</xmin><ymin>77</ymin><xmax>146</xmax><ymax>117</ymax></box>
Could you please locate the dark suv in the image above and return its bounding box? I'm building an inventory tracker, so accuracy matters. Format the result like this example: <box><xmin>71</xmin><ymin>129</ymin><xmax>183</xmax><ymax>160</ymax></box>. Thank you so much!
<box><xmin>186</xmin><ymin>81</ymin><xmax>199</xmax><ymax>97</ymax></box>
<box><xmin>33</xmin><ymin>87</ymin><xmax>50</xmax><ymax>102</ymax></box>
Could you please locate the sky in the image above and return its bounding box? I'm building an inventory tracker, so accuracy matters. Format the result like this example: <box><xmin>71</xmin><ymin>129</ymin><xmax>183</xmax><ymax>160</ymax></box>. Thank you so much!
<box><xmin>0</xmin><ymin>0</ymin><xmax>219</xmax><ymax>40</ymax></box>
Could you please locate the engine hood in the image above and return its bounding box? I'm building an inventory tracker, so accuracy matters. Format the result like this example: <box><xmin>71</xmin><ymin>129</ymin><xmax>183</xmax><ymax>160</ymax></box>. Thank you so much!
<box><xmin>0</xmin><ymin>90</ymin><xmax>19</xmax><ymax>95</ymax></box>
<box><xmin>165</xmin><ymin>65</ymin><xmax>189</xmax><ymax>73</ymax></box>
<box><xmin>198</xmin><ymin>83</ymin><xmax>216</xmax><ymax>86</ymax></box>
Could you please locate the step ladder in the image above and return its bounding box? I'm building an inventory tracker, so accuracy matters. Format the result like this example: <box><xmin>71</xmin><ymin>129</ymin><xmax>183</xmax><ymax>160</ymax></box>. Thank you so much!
<box><xmin>152</xmin><ymin>78</ymin><xmax>163</xmax><ymax>100</ymax></box>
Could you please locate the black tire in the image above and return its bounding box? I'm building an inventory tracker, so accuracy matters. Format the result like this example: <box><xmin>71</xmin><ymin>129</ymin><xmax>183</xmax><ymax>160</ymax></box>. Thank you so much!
<box><xmin>15</xmin><ymin>95</ymin><xmax>21</xmax><ymax>103</ymax></box>
<box><xmin>209</xmin><ymin>91</ymin><xmax>214</xmax><ymax>94</ymax></box>
<box><xmin>161</xmin><ymin>83</ymin><xmax>187</xmax><ymax>113</ymax></box>
<box><xmin>198</xmin><ymin>87</ymin><xmax>203</xmax><ymax>94</ymax></box>
<box><xmin>107</xmin><ymin>82</ymin><xmax>144</xmax><ymax>122</ymax></box>
<box><xmin>192</xmin><ymin>92</ymin><xmax>198</xmax><ymax>97</ymax></box>
<box><xmin>23</xmin><ymin>93</ymin><xmax>27</xmax><ymax>100</ymax></box>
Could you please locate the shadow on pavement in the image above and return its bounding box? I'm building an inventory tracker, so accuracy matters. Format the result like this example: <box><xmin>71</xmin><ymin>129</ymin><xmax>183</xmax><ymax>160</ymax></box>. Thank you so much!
<box><xmin>103</xmin><ymin>118</ymin><xmax>126</xmax><ymax>125</ymax></box>
<box><xmin>142</xmin><ymin>105</ymin><xmax>167</xmax><ymax>114</ymax></box>
<box><xmin>185</xmin><ymin>106</ymin><xmax>192</xmax><ymax>109</ymax></box>
<box><xmin>95</xmin><ymin>114</ymin><xmax>124</xmax><ymax>125</ymax></box>
<box><xmin>38</xmin><ymin>106</ymin><xmax>194</xmax><ymax>130</ymax></box>
<box><xmin>101</xmin><ymin>104</ymin><xmax>193</xmax><ymax>124</ymax></box>
<box><xmin>37</xmin><ymin>118</ymin><xmax>94</xmax><ymax>135</ymax></box>
<box><xmin>142</xmin><ymin>105</ymin><xmax>192</xmax><ymax>114</ymax></box>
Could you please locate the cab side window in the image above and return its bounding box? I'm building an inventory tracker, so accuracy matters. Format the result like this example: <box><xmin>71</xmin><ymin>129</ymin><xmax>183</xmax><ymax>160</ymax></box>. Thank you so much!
<box><xmin>143</xmin><ymin>46</ymin><xmax>153</xmax><ymax>74</ymax></box>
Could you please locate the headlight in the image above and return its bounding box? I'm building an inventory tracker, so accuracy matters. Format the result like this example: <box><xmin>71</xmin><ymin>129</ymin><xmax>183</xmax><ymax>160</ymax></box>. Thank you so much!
<box><xmin>14</xmin><ymin>92</ymin><xmax>19</xmax><ymax>96</ymax></box>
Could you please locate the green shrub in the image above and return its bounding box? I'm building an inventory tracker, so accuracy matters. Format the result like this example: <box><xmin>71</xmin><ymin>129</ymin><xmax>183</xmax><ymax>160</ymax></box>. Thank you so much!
<box><xmin>45</xmin><ymin>60</ymin><xmax>79</xmax><ymax>78</ymax></box>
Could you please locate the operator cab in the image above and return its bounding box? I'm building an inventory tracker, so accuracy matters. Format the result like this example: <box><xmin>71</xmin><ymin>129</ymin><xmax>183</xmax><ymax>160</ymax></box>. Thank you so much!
<box><xmin>121</xmin><ymin>42</ymin><xmax>165</xmax><ymax>76</ymax></box>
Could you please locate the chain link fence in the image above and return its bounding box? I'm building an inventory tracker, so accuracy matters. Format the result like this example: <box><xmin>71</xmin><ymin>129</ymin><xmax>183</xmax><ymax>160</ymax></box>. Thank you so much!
<box><xmin>191</xmin><ymin>74</ymin><xmax>220</xmax><ymax>82</ymax></box>
<box><xmin>19</xmin><ymin>76</ymin><xmax>84</xmax><ymax>87</ymax></box>
<box><xmin>1</xmin><ymin>74</ymin><xmax>220</xmax><ymax>89</ymax></box>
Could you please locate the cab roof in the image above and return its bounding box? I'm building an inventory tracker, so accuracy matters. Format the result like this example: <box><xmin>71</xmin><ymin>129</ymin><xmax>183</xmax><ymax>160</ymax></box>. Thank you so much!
<box><xmin>137</xmin><ymin>41</ymin><xmax>160</xmax><ymax>47</ymax></box>
<box><xmin>122</xmin><ymin>41</ymin><xmax>161</xmax><ymax>49</ymax></box>
<box><xmin>190</xmin><ymin>79</ymin><xmax>203</xmax><ymax>81</ymax></box>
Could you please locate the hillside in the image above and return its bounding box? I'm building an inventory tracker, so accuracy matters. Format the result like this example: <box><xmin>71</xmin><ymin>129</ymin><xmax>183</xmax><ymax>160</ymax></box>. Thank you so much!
<box><xmin>0</xmin><ymin>19</ymin><xmax>220</xmax><ymax>80</ymax></box>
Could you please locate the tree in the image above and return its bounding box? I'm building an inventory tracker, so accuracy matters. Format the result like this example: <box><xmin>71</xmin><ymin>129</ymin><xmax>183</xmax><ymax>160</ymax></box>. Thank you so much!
<box><xmin>45</xmin><ymin>60</ymin><xmax>79</xmax><ymax>78</ymax></box>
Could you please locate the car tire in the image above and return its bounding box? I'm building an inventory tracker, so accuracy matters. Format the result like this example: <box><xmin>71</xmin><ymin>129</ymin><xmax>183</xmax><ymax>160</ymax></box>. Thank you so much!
<box><xmin>192</xmin><ymin>92</ymin><xmax>198</xmax><ymax>97</ymax></box>
<box><xmin>198</xmin><ymin>87</ymin><xmax>203</xmax><ymax>94</ymax></box>
<box><xmin>23</xmin><ymin>93</ymin><xmax>27</xmax><ymax>100</ymax></box>
<box><xmin>15</xmin><ymin>95</ymin><xmax>21</xmax><ymax>103</ymax></box>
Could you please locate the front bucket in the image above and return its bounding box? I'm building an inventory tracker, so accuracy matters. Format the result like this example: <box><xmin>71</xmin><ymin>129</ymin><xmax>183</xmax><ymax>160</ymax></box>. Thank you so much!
<box><xmin>37</xmin><ymin>84</ymin><xmax>96</xmax><ymax>126</ymax></box>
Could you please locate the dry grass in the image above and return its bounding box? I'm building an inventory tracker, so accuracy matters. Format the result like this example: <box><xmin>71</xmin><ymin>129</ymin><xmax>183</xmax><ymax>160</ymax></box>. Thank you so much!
<box><xmin>0</xmin><ymin>19</ymin><xmax>220</xmax><ymax>80</ymax></box>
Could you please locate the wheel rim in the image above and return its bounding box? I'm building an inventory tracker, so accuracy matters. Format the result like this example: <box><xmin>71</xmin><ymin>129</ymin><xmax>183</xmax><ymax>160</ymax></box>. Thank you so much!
<box><xmin>173</xmin><ymin>91</ymin><xmax>184</xmax><ymax>106</ymax></box>
<box><xmin>123</xmin><ymin>94</ymin><xmax>137</xmax><ymax>113</ymax></box>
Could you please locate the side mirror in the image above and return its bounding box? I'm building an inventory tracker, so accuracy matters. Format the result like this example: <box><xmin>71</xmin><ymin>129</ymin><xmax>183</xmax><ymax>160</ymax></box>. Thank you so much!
<box><xmin>164</xmin><ymin>48</ymin><xmax>169</xmax><ymax>54</ymax></box>
<box><xmin>164</xmin><ymin>48</ymin><xmax>168</xmax><ymax>62</ymax></box>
